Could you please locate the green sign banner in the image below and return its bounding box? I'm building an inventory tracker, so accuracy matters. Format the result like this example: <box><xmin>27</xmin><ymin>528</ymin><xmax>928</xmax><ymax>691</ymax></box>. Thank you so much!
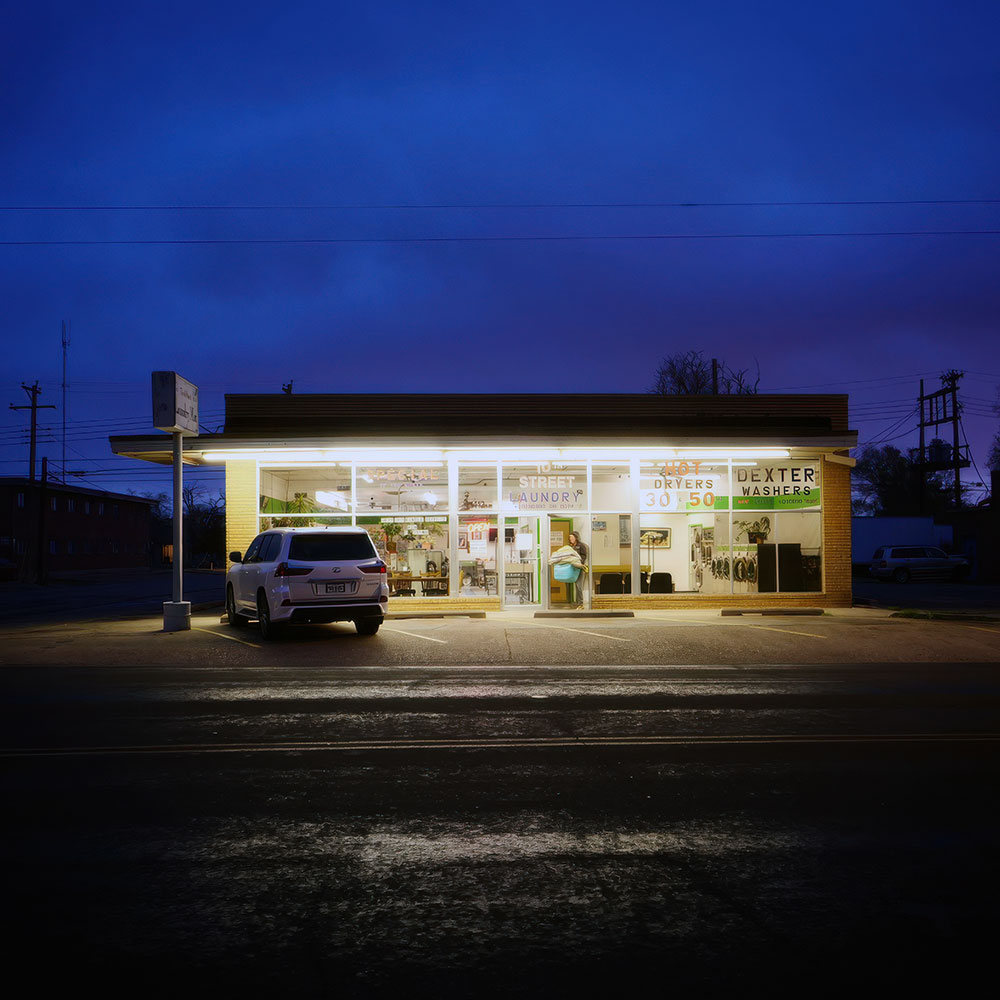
<box><xmin>732</xmin><ymin>488</ymin><xmax>821</xmax><ymax>511</ymax></box>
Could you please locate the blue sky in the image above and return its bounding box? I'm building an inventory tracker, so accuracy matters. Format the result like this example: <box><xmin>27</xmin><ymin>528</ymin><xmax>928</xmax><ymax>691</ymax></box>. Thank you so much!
<box><xmin>2</xmin><ymin>0</ymin><xmax>998</xmax><ymax>499</ymax></box>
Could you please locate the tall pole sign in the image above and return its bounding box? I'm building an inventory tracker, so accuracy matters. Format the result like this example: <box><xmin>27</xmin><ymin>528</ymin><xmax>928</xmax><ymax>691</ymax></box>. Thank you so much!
<box><xmin>152</xmin><ymin>372</ymin><xmax>199</xmax><ymax>632</ymax></box>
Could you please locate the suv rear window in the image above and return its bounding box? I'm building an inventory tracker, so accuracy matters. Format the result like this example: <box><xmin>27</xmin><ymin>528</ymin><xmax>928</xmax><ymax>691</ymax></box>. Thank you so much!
<box><xmin>288</xmin><ymin>533</ymin><xmax>377</xmax><ymax>561</ymax></box>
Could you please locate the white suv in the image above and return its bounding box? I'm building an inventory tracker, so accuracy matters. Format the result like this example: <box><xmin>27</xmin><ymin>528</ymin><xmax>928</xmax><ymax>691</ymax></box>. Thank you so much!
<box><xmin>226</xmin><ymin>527</ymin><xmax>388</xmax><ymax>639</ymax></box>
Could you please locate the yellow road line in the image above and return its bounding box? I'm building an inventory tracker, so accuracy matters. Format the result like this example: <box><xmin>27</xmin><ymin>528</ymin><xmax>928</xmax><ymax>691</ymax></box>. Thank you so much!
<box><xmin>191</xmin><ymin>626</ymin><xmax>261</xmax><ymax>648</ymax></box>
<box><xmin>961</xmin><ymin>624</ymin><xmax>1000</xmax><ymax>635</ymax></box>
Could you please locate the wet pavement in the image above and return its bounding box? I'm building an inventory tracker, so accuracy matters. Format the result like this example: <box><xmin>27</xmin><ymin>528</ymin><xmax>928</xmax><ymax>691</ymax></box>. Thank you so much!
<box><xmin>3</xmin><ymin>659</ymin><xmax>1000</xmax><ymax>997</ymax></box>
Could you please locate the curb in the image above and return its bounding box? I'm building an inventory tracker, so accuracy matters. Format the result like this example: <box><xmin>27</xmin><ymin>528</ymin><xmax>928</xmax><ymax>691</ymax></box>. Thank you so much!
<box><xmin>534</xmin><ymin>611</ymin><xmax>635</xmax><ymax>619</ymax></box>
<box><xmin>889</xmin><ymin>610</ymin><xmax>1000</xmax><ymax>624</ymax></box>
<box><xmin>721</xmin><ymin>608</ymin><xmax>824</xmax><ymax>617</ymax></box>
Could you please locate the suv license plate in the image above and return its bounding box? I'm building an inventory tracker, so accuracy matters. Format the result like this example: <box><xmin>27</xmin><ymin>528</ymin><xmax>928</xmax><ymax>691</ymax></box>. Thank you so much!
<box><xmin>324</xmin><ymin>582</ymin><xmax>356</xmax><ymax>595</ymax></box>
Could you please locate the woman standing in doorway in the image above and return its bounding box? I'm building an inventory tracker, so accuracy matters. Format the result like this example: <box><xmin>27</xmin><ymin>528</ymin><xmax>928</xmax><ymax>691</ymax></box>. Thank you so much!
<box><xmin>568</xmin><ymin>530</ymin><xmax>588</xmax><ymax>608</ymax></box>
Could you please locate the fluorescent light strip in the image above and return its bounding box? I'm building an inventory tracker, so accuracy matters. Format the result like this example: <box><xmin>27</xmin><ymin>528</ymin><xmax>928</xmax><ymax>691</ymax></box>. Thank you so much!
<box><xmin>203</xmin><ymin>447</ymin><xmax>792</xmax><ymax>463</ymax></box>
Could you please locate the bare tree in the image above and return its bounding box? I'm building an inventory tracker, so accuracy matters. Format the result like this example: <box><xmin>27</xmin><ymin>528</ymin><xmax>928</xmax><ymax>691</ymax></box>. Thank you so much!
<box><xmin>649</xmin><ymin>350</ymin><xmax>760</xmax><ymax>395</ymax></box>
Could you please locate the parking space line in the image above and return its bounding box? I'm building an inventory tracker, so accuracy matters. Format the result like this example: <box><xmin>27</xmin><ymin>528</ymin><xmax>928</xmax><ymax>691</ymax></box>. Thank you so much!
<box><xmin>381</xmin><ymin>626</ymin><xmax>448</xmax><ymax>644</ymax></box>
<box><xmin>742</xmin><ymin>623</ymin><xmax>827</xmax><ymax>639</ymax></box>
<box><xmin>192</xmin><ymin>626</ymin><xmax>261</xmax><ymax>648</ymax></box>
<box><xmin>515</xmin><ymin>621</ymin><xmax>632</xmax><ymax>643</ymax></box>
<box><xmin>631</xmin><ymin>615</ymin><xmax>825</xmax><ymax>639</ymax></box>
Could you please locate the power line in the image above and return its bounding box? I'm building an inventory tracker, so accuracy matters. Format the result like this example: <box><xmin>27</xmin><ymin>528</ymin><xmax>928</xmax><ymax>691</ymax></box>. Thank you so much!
<box><xmin>3</xmin><ymin>198</ymin><xmax>999</xmax><ymax>210</ymax></box>
<box><xmin>858</xmin><ymin>407</ymin><xmax>918</xmax><ymax>447</ymax></box>
<box><xmin>3</xmin><ymin>229</ymin><xmax>1000</xmax><ymax>247</ymax></box>
<box><xmin>959</xmin><ymin>417</ymin><xmax>991</xmax><ymax>491</ymax></box>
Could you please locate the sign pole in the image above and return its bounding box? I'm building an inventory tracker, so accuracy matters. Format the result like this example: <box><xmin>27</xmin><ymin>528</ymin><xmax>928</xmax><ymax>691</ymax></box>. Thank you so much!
<box><xmin>163</xmin><ymin>429</ymin><xmax>191</xmax><ymax>631</ymax></box>
<box><xmin>173</xmin><ymin>431</ymin><xmax>183</xmax><ymax>604</ymax></box>
<box><xmin>153</xmin><ymin>371</ymin><xmax>198</xmax><ymax>633</ymax></box>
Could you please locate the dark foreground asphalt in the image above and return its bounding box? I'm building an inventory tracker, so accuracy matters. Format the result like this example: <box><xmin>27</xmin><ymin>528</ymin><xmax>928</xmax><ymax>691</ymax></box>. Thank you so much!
<box><xmin>2</xmin><ymin>660</ymin><xmax>999</xmax><ymax>998</ymax></box>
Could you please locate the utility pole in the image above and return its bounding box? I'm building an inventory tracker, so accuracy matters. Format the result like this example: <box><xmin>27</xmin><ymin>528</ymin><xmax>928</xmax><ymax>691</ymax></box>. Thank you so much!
<box><xmin>917</xmin><ymin>370</ymin><xmax>969</xmax><ymax>510</ymax></box>
<box><xmin>61</xmin><ymin>320</ymin><xmax>71</xmax><ymax>483</ymax></box>
<box><xmin>711</xmin><ymin>359</ymin><xmax>719</xmax><ymax>395</ymax></box>
<box><xmin>282</xmin><ymin>380</ymin><xmax>294</xmax><ymax>394</ymax></box>
<box><xmin>9</xmin><ymin>381</ymin><xmax>56</xmax><ymax>481</ymax></box>
<box><xmin>37</xmin><ymin>456</ymin><xmax>49</xmax><ymax>585</ymax></box>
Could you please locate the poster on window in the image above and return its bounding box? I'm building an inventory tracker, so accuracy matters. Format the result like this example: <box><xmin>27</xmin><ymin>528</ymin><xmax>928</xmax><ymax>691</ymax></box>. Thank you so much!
<box><xmin>467</xmin><ymin>520</ymin><xmax>489</xmax><ymax>558</ymax></box>
<box><xmin>639</xmin><ymin>462</ymin><xmax>729</xmax><ymax>513</ymax></box>
<box><xmin>732</xmin><ymin>463</ymin><xmax>821</xmax><ymax>510</ymax></box>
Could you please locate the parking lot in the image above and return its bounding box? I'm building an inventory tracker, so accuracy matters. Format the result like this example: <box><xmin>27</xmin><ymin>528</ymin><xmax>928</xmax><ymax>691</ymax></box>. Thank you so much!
<box><xmin>1</xmin><ymin>605</ymin><xmax>997</xmax><ymax>668</ymax></box>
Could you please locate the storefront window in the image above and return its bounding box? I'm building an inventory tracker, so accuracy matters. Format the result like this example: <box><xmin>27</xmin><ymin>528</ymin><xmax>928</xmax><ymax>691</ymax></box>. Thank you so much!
<box><xmin>637</xmin><ymin>512</ymin><xmax>728</xmax><ymax>594</ymax></box>
<box><xmin>504</xmin><ymin>516</ymin><xmax>541</xmax><ymax>605</ymax></box>
<box><xmin>731</xmin><ymin>460</ymin><xmax>820</xmax><ymax>514</ymax></box>
<box><xmin>501</xmin><ymin>462</ymin><xmax>587</xmax><ymax>513</ymax></box>
<box><xmin>360</xmin><ymin>515</ymin><xmax>449</xmax><ymax>597</ymax></box>
<box><xmin>591</xmin><ymin>463</ymin><xmax>631</xmax><ymax>510</ymax></box>
<box><xmin>772</xmin><ymin>511</ymin><xmax>822</xmax><ymax>592</ymax></box>
<box><xmin>458</xmin><ymin>514</ymin><xmax>498</xmax><ymax>596</ymax></box>
<box><xmin>590</xmin><ymin>514</ymin><xmax>632</xmax><ymax>593</ymax></box>
<box><xmin>639</xmin><ymin>459</ymin><xmax>729</xmax><ymax>515</ymax></box>
<box><xmin>259</xmin><ymin>465</ymin><xmax>353</xmax><ymax>519</ymax></box>
<box><xmin>260</xmin><ymin>515</ymin><xmax>351</xmax><ymax>530</ymax></box>
<box><xmin>357</xmin><ymin>464</ymin><xmax>448</xmax><ymax>514</ymax></box>
<box><xmin>458</xmin><ymin>465</ymin><xmax>498</xmax><ymax>511</ymax></box>
<box><xmin>248</xmin><ymin>451</ymin><xmax>824</xmax><ymax>602</ymax></box>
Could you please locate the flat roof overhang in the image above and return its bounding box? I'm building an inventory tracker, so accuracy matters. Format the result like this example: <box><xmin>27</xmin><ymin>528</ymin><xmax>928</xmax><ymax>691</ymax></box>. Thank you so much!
<box><xmin>110</xmin><ymin>431</ymin><xmax>860</xmax><ymax>466</ymax></box>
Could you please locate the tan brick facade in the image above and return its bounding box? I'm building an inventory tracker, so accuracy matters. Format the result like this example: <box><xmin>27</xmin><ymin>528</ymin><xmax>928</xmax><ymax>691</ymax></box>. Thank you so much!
<box><xmin>225</xmin><ymin>459</ymin><xmax>258</xmax><ymax>567</ymax></box>
<box><xmin>820</xmin><ymin>458</ymin><xmax>853</xmax><ymax>606</ymax></box>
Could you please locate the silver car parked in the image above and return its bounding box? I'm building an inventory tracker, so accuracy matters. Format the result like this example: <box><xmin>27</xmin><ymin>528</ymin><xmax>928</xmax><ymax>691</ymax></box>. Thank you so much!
<box><xmin>869</xmin><ymin>545</ymin><xmax>969</xmax><ymax>584</ymax></box>
<box><xmin>225</xmin><ymin>527</ymin><xmax>388</xmax><ymax>639</ymax></box>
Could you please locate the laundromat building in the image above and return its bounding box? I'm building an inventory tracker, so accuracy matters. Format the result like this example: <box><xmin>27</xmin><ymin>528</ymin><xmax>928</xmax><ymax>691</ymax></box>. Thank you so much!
<box><xmin>111</xmin><ymin>392</ymin><xmax>857</xmax><ymax>611</ymax></box>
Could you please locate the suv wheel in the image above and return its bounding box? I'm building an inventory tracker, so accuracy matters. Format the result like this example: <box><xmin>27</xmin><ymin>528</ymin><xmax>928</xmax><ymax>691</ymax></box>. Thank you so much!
<box><xmin>257</xmin><ymin>593</ymin><xmax>283</xmax><ymax>640</ymax></box>
<box><xmin>355</xmin><ymin>619</ymin><xmax>380</xmax><ymax>637</ymax></box>
<box><xmin>892</xmin><ymin>568</ymin><xmax>911</xmax><ymax>584</ymax></box>
<box><xmin>226</xmin><ymin>585</ymin><xmax>246</xmax><ymax>627</ymax></box>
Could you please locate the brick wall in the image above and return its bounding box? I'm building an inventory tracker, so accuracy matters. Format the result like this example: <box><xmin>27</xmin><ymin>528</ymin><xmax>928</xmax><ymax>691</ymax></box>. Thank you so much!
<box><xmin>821</xmin><ymin>459</ymin><xmax>853</xmax><ymax>606</ymax></box>
<box><xmin>225</xmin><ymin>460</ymin><xmax>258</xmax><ymax>566</ymax></box>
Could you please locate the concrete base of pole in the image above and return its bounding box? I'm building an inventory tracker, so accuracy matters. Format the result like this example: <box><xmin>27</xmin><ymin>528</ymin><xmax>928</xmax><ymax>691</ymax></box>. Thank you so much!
<box><xmin>162</xmin><ymin>601</ymin><xmax>192</xmax><ymax>632</ymax></box>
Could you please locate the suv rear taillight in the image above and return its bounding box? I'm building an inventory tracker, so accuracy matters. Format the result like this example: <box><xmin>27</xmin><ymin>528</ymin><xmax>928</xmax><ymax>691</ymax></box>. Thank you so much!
<box><xmin>274</xmin><ymin>562</ymin><xmax>313</xmax><ymax>577</ymax></box>
<box><xmin>361</xmin><ymin>562</ymin><xmax>387</xmax><ymax>574</ymax></box>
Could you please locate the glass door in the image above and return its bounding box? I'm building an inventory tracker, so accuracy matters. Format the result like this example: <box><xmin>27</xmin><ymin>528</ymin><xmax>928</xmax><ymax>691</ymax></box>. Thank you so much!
<box><xmin>548</xmin><ymin>515</ymin><xmax>590</xmax><ymax>609</ymax></box>
<box><xmin>503</xmin><ymin>516</ymin><xmax>542</xmax><ymax>606</ymax></box>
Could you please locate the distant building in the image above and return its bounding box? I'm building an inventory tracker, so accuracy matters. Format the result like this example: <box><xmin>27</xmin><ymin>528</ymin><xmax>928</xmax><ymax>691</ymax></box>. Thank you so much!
<box><xmin>0</xmin><ymin>477</ymin><xmax>155</xmax><ymax>582</ymax></box>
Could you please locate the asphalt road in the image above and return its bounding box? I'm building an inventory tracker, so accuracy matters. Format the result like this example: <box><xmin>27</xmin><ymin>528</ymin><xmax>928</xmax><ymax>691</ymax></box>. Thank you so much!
<box><xmin>3</xmin><ymin>654</ymin><xmax>999</xmax><ymax>998</ymax></box>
